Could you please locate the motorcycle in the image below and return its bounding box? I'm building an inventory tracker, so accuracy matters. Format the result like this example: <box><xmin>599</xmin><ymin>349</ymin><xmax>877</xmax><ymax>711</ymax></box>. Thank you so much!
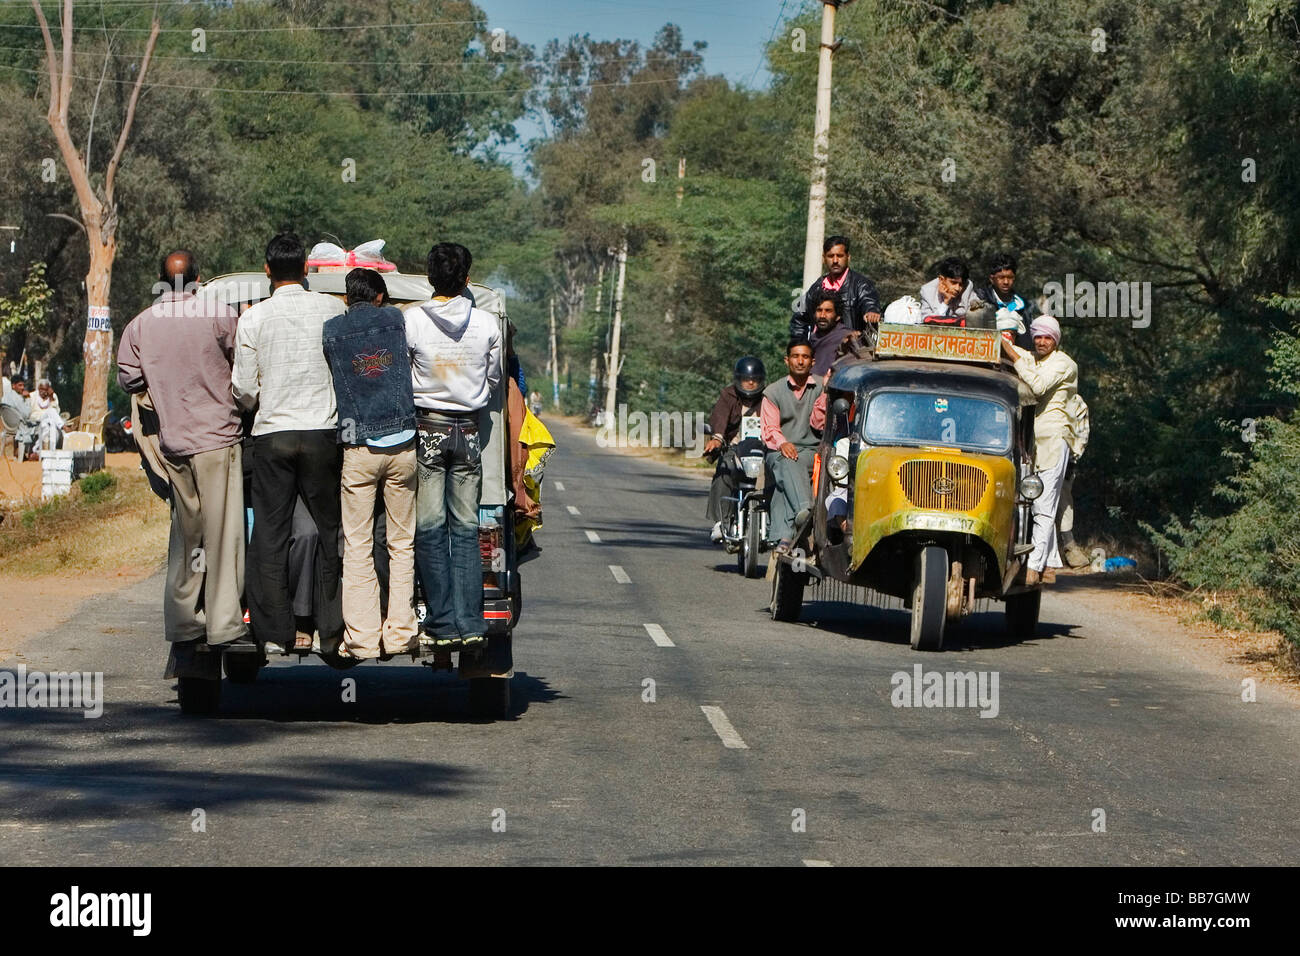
<box><xmin>707</xmin><ymin>417</ymin><xmax>770</xmax><ymax>578</ymax></box>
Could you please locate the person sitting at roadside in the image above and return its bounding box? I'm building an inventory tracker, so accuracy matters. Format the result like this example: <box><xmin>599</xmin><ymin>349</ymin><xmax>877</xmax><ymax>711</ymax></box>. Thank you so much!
<box><xmin>703</xmin><ymin>356</ymin><xmax>767</xmax><ymax>542</ymax></box>
<box><xmin>1002</xmin><ymin>315</ymin><xmax>1078</xmax><ymax>586</ymax></box>
<box><xmin>3</xmin><ymin>380</ymin><xmax>38</xmax><ymax>458</ymax></box>
<box><xmin>761</xmin><ymin>341</ymin><xmax>824</xmax><ymax>555</ymax></box>
<box><xmin>808</xmin><ymin>291</ymin><xmax>852</xmax><ymax>381</ymax></box>
<box><xmin>28</xmin><ymin>378</ymin><xmax>64</xmax><ymax>450</ymax></box>
<box><xmin>323</xmin><ymin>267</ymin><xmax>419</xmax><ymax>661</ymax></box>
<box><xmin>919</xmin><ymin>256</ymin><xmax>976</xmax><ymax>325</ymax></box>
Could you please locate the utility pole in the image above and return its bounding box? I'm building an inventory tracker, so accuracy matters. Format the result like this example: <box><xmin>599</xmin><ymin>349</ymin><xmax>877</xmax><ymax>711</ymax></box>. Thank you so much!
<box><xmin>588</xmin><ymin>258</ymin><xmax>606</xmax><ymax>410</ymax></box>
<box><xmin>549</xmin><ymin>296</ymin><xmax>560</xmax><ymax>408</ymax></box>
<box><xmin>802</xmin><ymin>0</ymin><xmax>855</xmax><ymax>289</ymax></box>
<box><xmin>603</xmin><ymin>237</ymin><xmax>628</xmax><ymax>428</ymax></box>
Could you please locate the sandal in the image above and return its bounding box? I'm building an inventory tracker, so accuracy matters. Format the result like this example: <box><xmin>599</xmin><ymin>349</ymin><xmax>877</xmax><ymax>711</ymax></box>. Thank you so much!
<box><xmin>293</xmin><ymin>631</ymin><xmax>313</xmax><ymax>652</ymax></box>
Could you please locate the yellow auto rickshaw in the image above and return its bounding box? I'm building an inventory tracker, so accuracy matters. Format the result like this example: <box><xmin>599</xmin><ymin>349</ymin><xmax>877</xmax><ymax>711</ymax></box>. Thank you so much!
<box><xmin>769</xmin><ymin>323</ymin><xmax>1044</xmax><ymax>650</ymax></box>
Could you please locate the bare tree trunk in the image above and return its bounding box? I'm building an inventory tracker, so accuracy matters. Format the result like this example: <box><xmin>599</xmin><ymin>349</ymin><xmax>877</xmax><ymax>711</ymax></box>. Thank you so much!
<box><xmin>31</xmin><ymin>0</ymin><xmax>159</xmax><ymax>429</ymax></box>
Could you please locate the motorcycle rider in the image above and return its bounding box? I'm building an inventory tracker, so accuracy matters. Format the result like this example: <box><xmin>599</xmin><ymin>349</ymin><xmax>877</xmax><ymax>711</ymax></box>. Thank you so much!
<box><xmin>704</xmin><ymin>356</ymin><xmax>766</xmax><ymax>542</ymax></box>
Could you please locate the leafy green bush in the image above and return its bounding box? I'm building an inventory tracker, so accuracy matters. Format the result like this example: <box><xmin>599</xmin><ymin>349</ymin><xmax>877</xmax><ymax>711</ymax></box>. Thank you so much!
<box><xmin>79</xmin><ymin>470</ymin><xmax>117</xmax><ymax>504</ymax></box>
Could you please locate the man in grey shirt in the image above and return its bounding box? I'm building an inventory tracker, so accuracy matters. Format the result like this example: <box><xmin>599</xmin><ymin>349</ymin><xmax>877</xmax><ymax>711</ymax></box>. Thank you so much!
<box><xmin>118</xmin><ymin>250</ymin><xmax>247</xmax><ymax>651</ymax></box>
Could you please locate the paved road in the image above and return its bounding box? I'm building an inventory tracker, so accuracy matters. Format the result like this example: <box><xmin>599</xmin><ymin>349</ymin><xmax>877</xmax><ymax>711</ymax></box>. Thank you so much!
<box><xmin>1</xmin><ymin>419</ymin><xmax>1297</xmax><ymax>865</ymax></box>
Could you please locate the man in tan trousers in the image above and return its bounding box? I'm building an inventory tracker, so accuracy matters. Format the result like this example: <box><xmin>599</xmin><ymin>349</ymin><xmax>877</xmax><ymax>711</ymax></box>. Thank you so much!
<box><xmin>118</xmin><ymin>250</ymin><xmax>246</xmax><ymax>649</ymax></box>
<box><xmin>322</xmin><ymin>268</ymin><xmax>419</xmax><ymax>659</ymax></box>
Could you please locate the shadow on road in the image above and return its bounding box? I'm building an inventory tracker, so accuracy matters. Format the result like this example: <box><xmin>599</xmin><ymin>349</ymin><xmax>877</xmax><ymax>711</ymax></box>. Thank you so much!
<box><xmin>207</xmin><ymin>666</ymin><xmax>564</xmax><ymax>724</ymax></box>
<box><xmin>777</xmin><ymin>599</ymin><xmax>1083</xmax><ymax>652</ymax></box>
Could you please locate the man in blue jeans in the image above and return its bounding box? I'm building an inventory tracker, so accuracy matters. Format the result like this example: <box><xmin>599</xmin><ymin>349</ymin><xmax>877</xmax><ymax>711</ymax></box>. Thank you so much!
<box><xmin>404</xmin><ymin>243</ymin><xmax>502</xmax><ymax>648</ymax></box>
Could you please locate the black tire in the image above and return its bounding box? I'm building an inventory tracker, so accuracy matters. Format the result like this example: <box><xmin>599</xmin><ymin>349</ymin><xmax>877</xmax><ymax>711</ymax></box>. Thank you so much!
<box><xmin>770</xmin><ymin>561</ymin><xmax>807</xmax><ymax>622</ymax></box>
<box><xmin>1005</xmin><ymin>589</ymin><xmax>1041</xmax><ymax>639</ymax></box>
<box><xmin>741</xmin><ymin>499</ymin><xmax>763</xmax><ymax>578</ymax></box>
<box><xmin>223</xmin><ymin>651</ymin><xmax>263</xmax><ymax>685</ymax></box>
<box><xmin>468</xmin><ymin>676</ymin><xmax>511</xmax><ymax>719</ymax></box>
<box><xmin>910</xmin><ymin>545</ymin><xmax>948</xmax><ymax>651</ymax></box>
<box><xmin>177</xmin><ymin>676</ymin><xmax>221</xmax><ymax>716</ymax></box>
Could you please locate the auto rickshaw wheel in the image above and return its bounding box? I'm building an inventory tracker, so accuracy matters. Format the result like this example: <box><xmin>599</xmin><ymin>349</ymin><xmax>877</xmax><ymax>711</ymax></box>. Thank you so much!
<box><xmin>770</xmin><ymin>561</ymin><xmax>807</xmax><ymax>622</ymax></box>
<box><xmin>909</xmin><ymin>545</ymin><xmax>948</xmax><ymax>651</ymax></box>
<box><xmin>1005</xmin><ymin>589</ymin><xmax>1041</xmax><ymax>639</ymax></box>
<box><xmin>469</xmin><ymin>676</ymin><xmax>511</xmax><ymax>719</ymax></box>
<box><xmin>177</xmin><ymin>676</ymin><xmax>221</xmax><ymax>716</ymax></box>
<box><xmin>741</xmin><ymin>499</ymin><xmax>764</xmax><ymax>578</ymax></box>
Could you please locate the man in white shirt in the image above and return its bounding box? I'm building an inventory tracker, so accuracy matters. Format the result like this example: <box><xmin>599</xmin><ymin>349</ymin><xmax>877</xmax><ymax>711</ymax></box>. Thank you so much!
<box><xmin>232</xmin><ymin>233</ymin><xmax>345</xmax><ymax>651</ymax></box>
<box><xmin>404</xmin><ymin>242</ymin><xmax>502</xmax><ymax>648</ymax></box>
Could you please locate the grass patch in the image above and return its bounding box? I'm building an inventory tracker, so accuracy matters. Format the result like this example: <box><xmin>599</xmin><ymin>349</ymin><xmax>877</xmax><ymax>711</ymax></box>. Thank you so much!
<box><xmin>0</xmin><ymin>466</ymin><xmax>169</xmax><ymax>578</ymax></box>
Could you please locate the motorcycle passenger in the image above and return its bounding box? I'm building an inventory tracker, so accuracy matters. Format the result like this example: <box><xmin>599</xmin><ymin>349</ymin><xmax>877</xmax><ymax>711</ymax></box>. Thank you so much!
<box><xmin>761</xmin><ymin>341</ymin><xmax>824</xmax><ymax>555</ymax></box>
<box><xmin>704</xmin><ymin>356</ymin><xmax>766</xmax><ymax>542</ymax></box>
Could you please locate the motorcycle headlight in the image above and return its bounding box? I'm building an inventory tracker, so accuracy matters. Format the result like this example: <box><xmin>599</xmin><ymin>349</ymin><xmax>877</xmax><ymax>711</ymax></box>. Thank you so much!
<box><xmin>1019</xmin><ymin>473</ymin><xmax>1044</xmax><ymax>501</ymax></box>
<box><xmin>741</xmin><ymin>457</ymin><xmax>764</xmax><ymax>479</ymax></box>
<box><xmin>826</xmin><ymin>455</ymin><xmax>850</xmax><ymax>483</ymax></box>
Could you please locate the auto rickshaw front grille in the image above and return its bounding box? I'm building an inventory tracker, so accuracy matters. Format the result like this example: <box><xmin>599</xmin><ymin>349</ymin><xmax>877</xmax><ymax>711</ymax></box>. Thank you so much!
<box><xmin>897</xmin><ymin>460</ymin><xmax>988</xmax><ymax>511</ymax></box>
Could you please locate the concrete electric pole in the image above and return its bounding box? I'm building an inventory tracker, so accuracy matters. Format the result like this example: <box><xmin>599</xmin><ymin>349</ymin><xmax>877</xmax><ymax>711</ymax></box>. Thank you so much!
<box><xmin>602</xmin><ymin>237</ymin><xmax>629</xmax><ymax>428</ymax></box>
<box><xmin>801</xmin><ymin>0</ymin><xmax>855</xmax><ymax>289</ymax></box>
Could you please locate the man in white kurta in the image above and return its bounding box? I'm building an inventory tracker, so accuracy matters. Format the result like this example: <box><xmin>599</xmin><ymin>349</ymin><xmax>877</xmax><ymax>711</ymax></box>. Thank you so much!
<box><xmin>1003</xmin><ymin>316</ymin><xmax>1078</xmax><ymax>584</ymax></box>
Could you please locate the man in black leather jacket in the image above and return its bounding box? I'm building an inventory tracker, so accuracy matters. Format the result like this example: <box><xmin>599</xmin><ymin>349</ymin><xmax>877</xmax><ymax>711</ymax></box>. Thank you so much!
<box><xmin>789</xmin><ymin>236</ymin><xmax>882</xmax><ymax>342</ymax></box>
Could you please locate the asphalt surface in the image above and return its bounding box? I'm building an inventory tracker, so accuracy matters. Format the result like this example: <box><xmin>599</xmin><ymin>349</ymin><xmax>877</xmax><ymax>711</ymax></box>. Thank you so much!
<box><xmin>1</xmin><ymin>418</ymin><xmax>1297</xmax><ymax>865</ymax></box>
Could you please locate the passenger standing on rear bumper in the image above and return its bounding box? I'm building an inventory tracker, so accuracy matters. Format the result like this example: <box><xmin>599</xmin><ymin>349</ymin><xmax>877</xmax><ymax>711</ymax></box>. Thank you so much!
<box><xmin>404</xmin><ymin>243</ymin><xmax>502</xmax><ymax>649</ymax></box>
<box><xmin>232</xmin><ymin>234</ymin><xmax>345</xmax><ymax>652</ymax></box>
<box><xmin>117</xmin><ymin>250</ymin><xmax>245</xmax><ymax>649</ymax></box>
<box><xmin>323</xmin><ymin>268</ymin><xmax>419</xmax><ymax>660</ymax></box>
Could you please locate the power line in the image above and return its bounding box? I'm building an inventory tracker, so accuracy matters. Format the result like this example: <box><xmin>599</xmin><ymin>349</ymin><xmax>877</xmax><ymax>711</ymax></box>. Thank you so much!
<box><xmin>745</xmin><ymin>0</ymin><xmax>790</xmax><ymax>90</ymax></box>
<box><xmin>0</xmin><ymin>60</ymin><xmax>691</xmax><ymax>96</ymax></box>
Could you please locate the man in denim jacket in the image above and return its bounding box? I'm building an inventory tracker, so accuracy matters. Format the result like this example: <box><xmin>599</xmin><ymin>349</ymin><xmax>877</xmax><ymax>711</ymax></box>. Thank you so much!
<box><xmin>323</xmin><ymin>268</ymin><xmax>418</xmax><ymax>659</ymax></box>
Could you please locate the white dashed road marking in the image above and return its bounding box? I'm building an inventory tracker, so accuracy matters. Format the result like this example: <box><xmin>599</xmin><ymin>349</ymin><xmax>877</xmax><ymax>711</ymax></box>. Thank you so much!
<box><xmin>585</xmin><ymin>530</ymin><xmax>602</xmax><ymax>543</ymax></box>
<box><xmin>554</xmin><ymin>481</ymin><xmax>565</xmax><ymax>491</ymax></box>
<box><xmin>700</xmin><ymin>706</ymin><xmax>749</xmax><ymax>749</ymax></box>
<box><xmin>643</xmin><ymin>624</ymin><xmax>674</xmax><ymax>647</ymax></box>
<box><xmin>567</xmin><ymin>505</ymin><xmax>581</xmax><ymax>515</ymax></box>
<box><xmin>803</xmin><ymin>860</ymin><xmax>833</xmax><ymax>867</ymax></box>
<box><xmin>609</xmin><ymin>565</ymin><xmax>631</xmax><ymax>584</ymax></box>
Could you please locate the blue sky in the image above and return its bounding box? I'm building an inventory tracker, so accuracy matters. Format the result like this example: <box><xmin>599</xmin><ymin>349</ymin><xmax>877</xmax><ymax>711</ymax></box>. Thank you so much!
<box><xmin>478</xmin><ymin>0</ymin><xmax>796</xmax><ymax>166</ymax></box>
<box><xmin>479</xmin><ymin>0</ymin><xmax>794</xmax><ymax>87</ymax></box>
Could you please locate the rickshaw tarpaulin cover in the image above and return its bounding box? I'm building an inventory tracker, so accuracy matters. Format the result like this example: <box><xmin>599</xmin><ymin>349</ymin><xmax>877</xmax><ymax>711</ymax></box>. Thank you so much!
<box><xmin>875</xmin><ymin>323</ymin><xmax>999</xmax><ymax>362</ymax></box>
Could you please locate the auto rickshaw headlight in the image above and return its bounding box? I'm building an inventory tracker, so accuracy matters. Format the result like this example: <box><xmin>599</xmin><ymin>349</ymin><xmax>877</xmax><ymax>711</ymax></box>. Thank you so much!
<box><xmin>827</xmin><ymin>455</ymin><xmax>850</xmax><ymax>483</ymax></box>
<box><xmin>1019</xmin><ymin>473</ymin><xmax>1045</xmax><ymax>500</ymax></box>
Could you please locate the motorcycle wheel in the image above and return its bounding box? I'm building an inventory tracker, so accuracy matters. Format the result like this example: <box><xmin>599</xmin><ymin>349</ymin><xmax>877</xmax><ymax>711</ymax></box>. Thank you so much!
<box><xmin>741</xmin><ymin>499</ymin><xmax>764</xmax><ymax>578</ymax></box>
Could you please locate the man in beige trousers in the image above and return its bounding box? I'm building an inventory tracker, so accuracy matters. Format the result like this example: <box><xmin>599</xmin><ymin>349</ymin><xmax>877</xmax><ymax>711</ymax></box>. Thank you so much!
<box><xmin>323</xmin><ymin>268</ymin><xmax>419</xmax><ymax>658</ymax></box>
<box><xmin>117</xmin><ymin>250</ymin><xmax>247</xmax><ymax>649</ymax></box>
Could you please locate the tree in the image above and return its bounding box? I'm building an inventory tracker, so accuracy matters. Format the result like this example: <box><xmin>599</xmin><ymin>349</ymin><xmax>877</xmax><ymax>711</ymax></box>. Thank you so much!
<box><xmin>30</xmin><ymin>0</ymin><xmax>160</xmax><ymax>430</ymax></box>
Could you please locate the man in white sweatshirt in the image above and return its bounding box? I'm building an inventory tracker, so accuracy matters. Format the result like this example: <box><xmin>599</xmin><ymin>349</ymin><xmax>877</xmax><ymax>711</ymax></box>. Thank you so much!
<box><xmin>405</xmin><ymin>242</ymin><xmax>502</xmax><ymax>647</ymax></box>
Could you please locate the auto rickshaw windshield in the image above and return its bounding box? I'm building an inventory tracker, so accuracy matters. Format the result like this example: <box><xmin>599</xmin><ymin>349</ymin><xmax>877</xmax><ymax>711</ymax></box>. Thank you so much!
<box><xmin>861</xmin><ymin>389</ymin><xmax>1013</xmax><ymax>455</ymax></box>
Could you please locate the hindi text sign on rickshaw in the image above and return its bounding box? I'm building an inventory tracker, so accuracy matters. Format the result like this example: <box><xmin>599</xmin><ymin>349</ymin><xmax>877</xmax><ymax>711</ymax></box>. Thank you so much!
<box><xmin>875</xmin><ymin>322</ymin><xmax>999</xmax><ymax>363</ymax></box>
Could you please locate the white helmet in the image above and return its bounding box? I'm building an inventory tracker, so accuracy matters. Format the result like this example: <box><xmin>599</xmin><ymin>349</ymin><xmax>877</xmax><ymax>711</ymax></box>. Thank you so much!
<box><xmin>883</xmin><ymin>295</ymin><xmax>923</xmax><ymax>325</ymax></box>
